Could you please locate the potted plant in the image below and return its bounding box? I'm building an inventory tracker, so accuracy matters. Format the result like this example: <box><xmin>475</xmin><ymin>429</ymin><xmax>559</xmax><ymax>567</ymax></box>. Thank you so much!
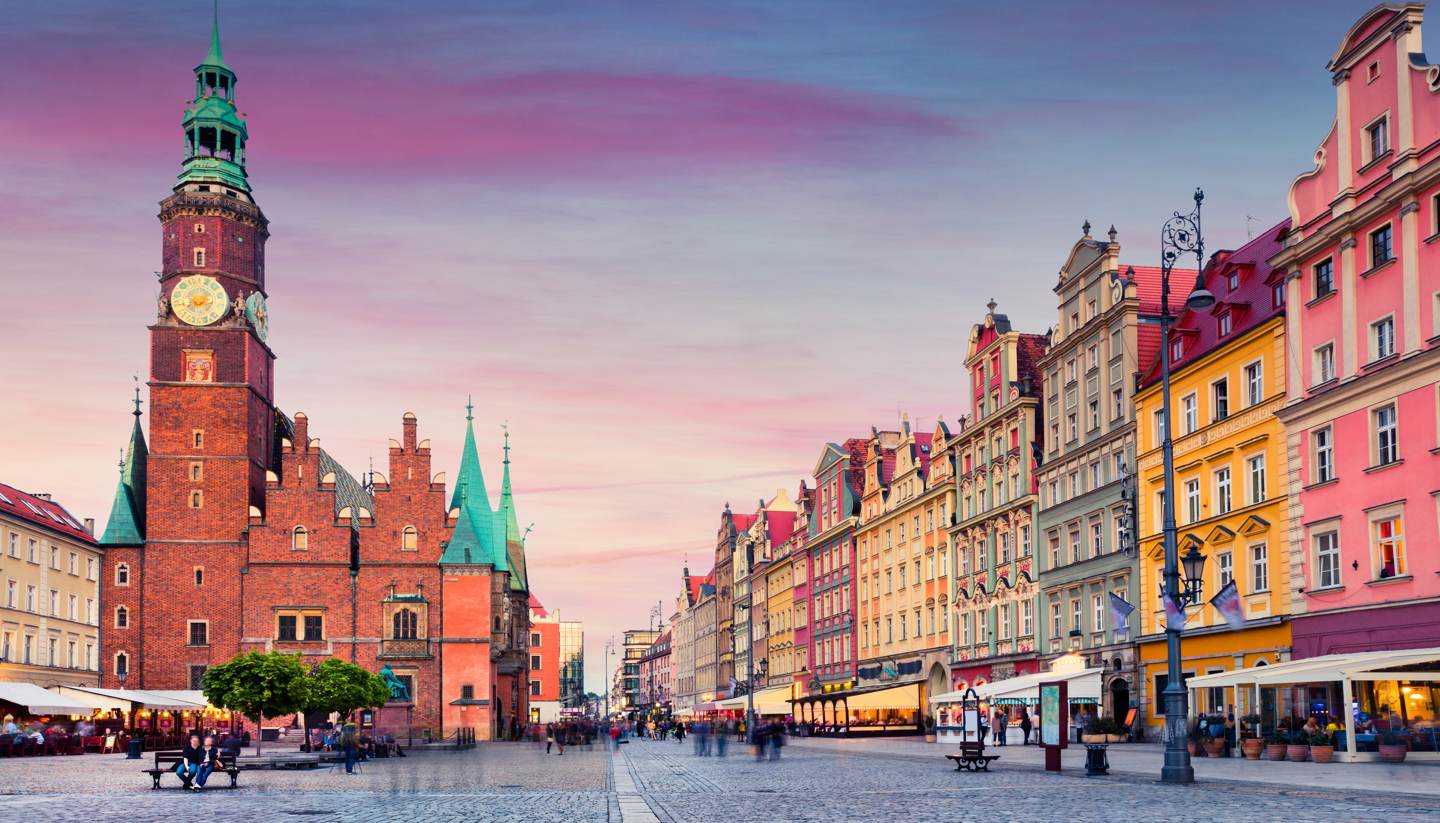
<box><xmin>1083</xmin><ymin>716</ymin><xmax>1120</xmax><ymax>743</ymax></box>
<box><xmin>1265</xmin><ymin>730</ymin><xmax>1289</xmax><ymax>761</ymax></box>
<box><xmin>1286</xmin><ymin>730</ymin><xmax>1310</xmax><ymax>762</ymax></box>
<box><xmin>1309</xmin><ymin>732</ymin><xmax>1335</xmax><ymax>763</ymax></box>
<box><xmin>1377</xmin><ymin>730</ymin><xmax>1409</xmax><ymax>763</ymax></box>
<box><xmin>1203</xmin><ymin>732</ymin><xmax>1226</xmax><ymax>757</ymax></box>
<box><xmin>1240</xmin><ymin>715</ymin><xmax>1265</xmax><ymax>760</ymax></box>
<box><xmin>923</xmin><ymin>714</ymin><xmax>937</xmax><ymax>743</ymax></box>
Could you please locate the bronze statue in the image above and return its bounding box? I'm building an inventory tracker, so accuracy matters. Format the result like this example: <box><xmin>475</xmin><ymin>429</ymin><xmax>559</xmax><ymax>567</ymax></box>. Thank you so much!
<box><xmin>379</xmin><ymin>664</ymin><xmax>410</xmax><ymax>703</ymax></box>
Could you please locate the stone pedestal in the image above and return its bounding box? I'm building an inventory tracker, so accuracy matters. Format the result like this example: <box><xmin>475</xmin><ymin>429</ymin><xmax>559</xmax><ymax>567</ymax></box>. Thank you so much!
<box><xmin>377</xmin><ymin>702</ymin><xmax>414</xmax><ymax>736</ymax></box>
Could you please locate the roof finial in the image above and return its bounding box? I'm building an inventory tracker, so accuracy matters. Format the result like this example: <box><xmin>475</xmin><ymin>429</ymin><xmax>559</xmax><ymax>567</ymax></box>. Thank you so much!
<box><xmin>986</xmin><ymin>297</ymin><xmax>998</xmax><ymax>315</ymax></box>
<box><xmin>132</xmin><ymin>375</ymin><xmax>142</xmax><ymax>418</ymax></box>
<box><xmin>465</xmin><ymin>395</ymin><xmax>473</xmax><ymax>422</ymax></box>
<box><xmin>118</xmin><ymin>448</ymin><xmax>126</xmax><ymax>471</ymax></box>
<box><xmin>502</xmin><ymin>421</ymin><xmax>510</xmax><ymax>464</ymax></box>
<box><xmin>1082</xmin><ymin>219</ymin><xmax>1092</xmax><ymax>237</ymax></box>
<box><xmin>1107</xmin><ymin>225</ymin><xmax>1118</xmax><ymax>243</ymax></box>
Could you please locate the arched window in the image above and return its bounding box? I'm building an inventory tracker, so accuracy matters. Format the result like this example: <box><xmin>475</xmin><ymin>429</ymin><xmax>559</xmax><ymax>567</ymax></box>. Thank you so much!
<box><xmin>115</xmin><ymin>606</ymin><xmax>128</xmax><ymax>628</ymax></box>
<box><xmin>114</xmin><ymin>652</ymin><xmax>129</xmax><ymax>677</ymax></box>
<box><xmin>115</xmin><ymin>564</ymin><xmax>130</xmax><ymax>586</ymax></box>
<box><xmin>402</xmin><ymin>526</ymin><xmax>418</xmax><ymax>551</ymax></box>
<box><xmin>292</xmin><ymin>526</ymin><xmax>308</xmax><ymax>551</ymax></box>
<box><xmin>194</xmin><ymin>567</ymin><xmax>204</xmax><ymax>586</ymax></box>
<box><xmin>393</xmin><ymin>608</ymin><xmax>417</xmax><ymax>640</ymax></box>
<box><xmin>189</xmin><ymin>491</ymin><xmax>203</xmax><ymax>509</ymax></box>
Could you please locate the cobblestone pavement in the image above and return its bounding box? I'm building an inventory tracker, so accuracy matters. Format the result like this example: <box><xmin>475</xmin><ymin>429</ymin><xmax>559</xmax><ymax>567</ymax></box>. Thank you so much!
<box><xmin>616</xmin><ymin>737</ymin><xmax>1440</xmax><ymax>823</ymax></box>
<box><xmin>4</xmin><ymin>738</ymin><xmax>1438</xmax><ymax>822</ymax></box>
<box><xmin>0</xmin><ymin>743</ymin><xmax>610</xmax><ymax>822</ymax></box>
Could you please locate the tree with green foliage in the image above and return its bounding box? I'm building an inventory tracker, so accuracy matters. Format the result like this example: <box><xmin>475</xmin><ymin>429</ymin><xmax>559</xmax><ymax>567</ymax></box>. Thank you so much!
<box><xmin>202</xmin><ymin>651</ymin><xmax>308</xmax><ymax>755</ymax></box>
<box><xmin>303</xmin><ymin>658</ymin><xmax>390</xmax><ymax>739</ymax></box>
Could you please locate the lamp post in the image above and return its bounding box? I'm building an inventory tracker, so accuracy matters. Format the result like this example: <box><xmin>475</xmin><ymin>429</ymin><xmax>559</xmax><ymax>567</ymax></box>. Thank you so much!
<box><xmin>1113</xmin><ymin>188</ymin><xmax>1214</xmax><ymax>785</ymax></box>
<box><xmin>603</xmin><ymin>637</ymin><xmax>615</xmax><ymax>723</ymax></box>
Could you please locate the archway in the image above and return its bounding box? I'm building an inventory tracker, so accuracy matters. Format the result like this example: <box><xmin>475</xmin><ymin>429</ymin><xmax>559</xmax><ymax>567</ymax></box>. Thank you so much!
<box><xmin>1110</xmin><ymin>677</ymin><xmax>1130</xmax><ymax>724</ymax></box>
<box><xmin>925</xmin><ymin>661</ymin><xmax>948</xmax><ymax>723</ymax></box>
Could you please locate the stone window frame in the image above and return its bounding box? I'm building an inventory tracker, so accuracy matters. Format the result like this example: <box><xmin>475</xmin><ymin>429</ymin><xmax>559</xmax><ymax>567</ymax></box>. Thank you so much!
<box><xmin>187</xmin><ymin>619</ymin><xmax>209</xmax><ymax>647</ymax></box>
<box><xmin>114</xmin><ymin>604</ymin><xmax>129</xmax><ymax>629</ymax></box>
<box><xmin>115</xmin><ymin>563</ymin><xmax>130</xmax><ymax>587</ymax></box>
<box><xmin>401</xmin><ymin>525</ymin><xmax>418</xmax><ymax>551</ymax></box>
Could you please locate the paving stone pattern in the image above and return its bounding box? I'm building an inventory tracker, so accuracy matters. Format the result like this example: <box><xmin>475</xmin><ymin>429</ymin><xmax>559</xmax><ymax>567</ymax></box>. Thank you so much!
<box><xmin>2</xmin><ymin>739</ymin><xmax>1438</xmax><ymax>822</ymax></box>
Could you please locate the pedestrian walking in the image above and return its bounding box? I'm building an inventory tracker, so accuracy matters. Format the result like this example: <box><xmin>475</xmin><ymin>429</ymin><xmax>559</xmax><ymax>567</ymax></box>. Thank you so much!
<box><xmin>1019</xmin><ymin>709</ymin><xmax>1033</xmax><ymax>745</ymax></box>
<box><xmin>341</xmin><ymin>723</ymin><xmax>359</xmax><ymax>774</ymax></box>
<box><xmin>994</xmin><ymin>710</ymin><xmax>1009</xmax><ymax>746</ymax></box>
<box><xmin>545</xmin><ymin>723</ymin><xmax>555</xmax><ymax>754</ymax></box>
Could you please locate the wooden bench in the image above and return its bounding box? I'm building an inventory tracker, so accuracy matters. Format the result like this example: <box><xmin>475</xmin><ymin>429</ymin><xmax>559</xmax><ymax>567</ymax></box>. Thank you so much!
<box><xmin>945</xmin><ymin>741</ymin><xmax>1000</xmax><ymax>772</ymax></box>
<box><xmin>143</xmin><ymin>749</ymin><xmax>242</xmax><ymax>789</ymax></box>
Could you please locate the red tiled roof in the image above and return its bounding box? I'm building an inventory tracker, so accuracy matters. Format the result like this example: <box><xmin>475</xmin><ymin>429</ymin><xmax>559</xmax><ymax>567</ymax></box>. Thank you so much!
<box><xmin>732</xmin><ymin>513</ymin><xmax>756</xmax><ymax>532</ymax></box>
<box><xmin>528</xmin><ymin>593</ymin><xmax>548</xmax><ymax>617</ymax></box>
<box><xmin>1014</xmin><ymin>334</ymin><xmax>1050</xmax><ymax>387</ymax></box>
<box><xmin>1120</xmin><ymin>265</ymin><xmax>1169</xmax><ymax>315</ymax></box>
<box><xmin>0</xmin><ymin>482</ymin><xmax>95</xmax><ymax>545</ymax></box>
<box><xmin>1140</xmin><ymin>219</ymin><xmax>1290</xmax><ymax>386</ymax></box>
<box><xmin>767</xmin><ymin>510</ymin><xmax>798</xmax><ymax>545</ymax></box>
<box><xmin>687</xmin><ymin>574</ymin><xmax>707</xmax><ymax>603</ymax></box>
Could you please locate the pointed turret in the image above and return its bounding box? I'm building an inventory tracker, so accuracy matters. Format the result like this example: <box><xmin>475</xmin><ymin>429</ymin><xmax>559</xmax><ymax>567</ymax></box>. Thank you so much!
<box><xmin>101</xmin><ymin>388</ymin><xmax>148</xmax><ymax>545</ymax></box>
<box><xmin>499</xmin><ymin>426</ymin><xmax>528</xmax><ymax>591</ymax></box>
<box><xmin>440</xmin><ymin>491</ymin><xmax>486</xmax><ymax>565</ymax></box>
<box><xmin>450</xmin><ymin>398</ymin><xmax>507</xmax><ymax>573</ymax></box>
<box><xmin>200</xmin><ymin>0</ymin><xmax>227</xmax><ymax>71</ymax></box>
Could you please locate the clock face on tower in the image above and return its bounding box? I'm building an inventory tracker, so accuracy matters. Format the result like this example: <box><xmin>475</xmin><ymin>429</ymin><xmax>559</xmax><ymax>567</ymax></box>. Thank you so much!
<box><xmin>170</xmin><ymin>275</ymin><xmax>229</xmax><ymax>326</ymax></box>
<box><xmin>245</xmin><ymin>291</ymin><xmax>269</xmax><ymax>342</ymax></box>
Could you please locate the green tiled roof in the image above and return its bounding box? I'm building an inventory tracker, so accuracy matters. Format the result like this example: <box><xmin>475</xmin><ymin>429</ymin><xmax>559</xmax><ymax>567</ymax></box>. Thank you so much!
<box><xmin>101</xmin><ymin>397</ymin><xmax>148</xmax><ymax>546</ymax></box>
<box><xmin>499</xmin><ymin>436</ymin><xmax>527</xmax><ymax>591</ymax></box>
<box><xmin>440</xmin><ymin>494</ymin><xmax>486</xmax><ymax>565</ymax></box>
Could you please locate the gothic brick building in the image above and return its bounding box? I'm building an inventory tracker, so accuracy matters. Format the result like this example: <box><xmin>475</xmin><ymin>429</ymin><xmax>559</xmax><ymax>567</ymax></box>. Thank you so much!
<box><xmin>96</xmin><ymin>14</ymin><xmax>531</xmax><ymax>740</ymax></box>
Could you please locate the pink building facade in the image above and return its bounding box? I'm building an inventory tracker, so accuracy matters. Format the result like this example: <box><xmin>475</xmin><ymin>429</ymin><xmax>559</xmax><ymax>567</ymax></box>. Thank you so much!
<box><xmin>805</xmin><ymin>439</ymin><xmax>867</xmax><ymax>692</ymax></box>
<box><xmin>1277</xmin><ymin>3</ymin><xmax>1440</xmax><ymax>657</ymax></box>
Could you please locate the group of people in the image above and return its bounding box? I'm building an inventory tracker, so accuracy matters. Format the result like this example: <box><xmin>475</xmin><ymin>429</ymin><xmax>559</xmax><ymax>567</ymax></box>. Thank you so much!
<box><xmin>543</xmin><ymin>721</ymin><xmax>598</xmax><ymax>753</ymax></box>
<box><xmin>973</xmin><ymin>708</ymin><xmax>1035</xmax><ymax>746</ymax></box>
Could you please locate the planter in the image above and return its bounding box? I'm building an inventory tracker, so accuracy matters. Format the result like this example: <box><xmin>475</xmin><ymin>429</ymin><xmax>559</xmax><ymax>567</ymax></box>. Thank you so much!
<box><xmin>924</xmin><ymin>734</ymin><xmax>937</xmax><ymax>743</ymax></box>
<box><xmin>1378</xmin><ymin>743</ymin><xmax>1408</xmax><ymax>763</ymax></box>
<box><xmin>1310</xmin><ymin>744</ymin><xmax>1334</xmax><ymax>764</ymax></box>
<box><xmin>1082</xmin><ymin>734</ymin><xmax>1107</xmax><ymax>744</ymax></box>
<box><xmin>1203</xmin><ymin>739</ymin><xmax>1226</xmax><ymax>757</ymax></box>
<box><xmin>1266</xmin><ymin>743</ymin><xmax>1289</xmax><ymax>761</ymax></box>
<box><xmin>1241</xmin><ymin>739</ymin><xmax>1264</xmax><ymax>760</ymax></box>
<box><xmin>1286</xmin><ymin>744</ymin><xmax>1310</xmax><ymax>762</ymax></box>
<box><xmin>1187</xmin><ymin>740</ymin><xmax>1202</xmax><ymax>757</ymax></box>
<box><xmin>1106</xmin><ymin>734</ymin><xmax>1126</xmax><ymax>744</ymax></box>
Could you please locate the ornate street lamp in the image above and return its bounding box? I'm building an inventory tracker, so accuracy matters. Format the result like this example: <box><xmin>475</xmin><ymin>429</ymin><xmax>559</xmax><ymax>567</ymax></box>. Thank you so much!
<box><xmin>1179</xmin><ymin>546</ymin><xmax>1208</xmax><ymax>606</ymax></box>
<box><xmin>1113</xmin><ymin>187</ymin><xmax>1212</xmax><ymax>785</ymax></box>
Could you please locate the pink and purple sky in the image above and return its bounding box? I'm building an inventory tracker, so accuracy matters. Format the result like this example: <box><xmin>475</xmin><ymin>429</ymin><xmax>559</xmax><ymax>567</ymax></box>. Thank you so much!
<box><xmin>1</xmin><ymin>1</ymin><xmax>1370</xmax><ymax>691</ymax></box>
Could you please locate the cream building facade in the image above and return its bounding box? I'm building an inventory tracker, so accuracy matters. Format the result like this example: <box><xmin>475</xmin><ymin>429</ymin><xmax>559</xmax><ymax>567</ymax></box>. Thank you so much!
<box><xmin>0</xmin><ymin>484</ymin><xmax>103</xmax><ymax>689</ymax></box>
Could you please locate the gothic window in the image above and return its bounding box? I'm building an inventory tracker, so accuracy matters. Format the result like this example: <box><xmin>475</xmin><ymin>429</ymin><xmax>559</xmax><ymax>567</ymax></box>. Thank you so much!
<box><xmin>114</xmin><ymin>652</ymin><xmax>128</xmax><ymax>677</ymax></box>
<box><xmin>115</xmin><ymin>605</ymin><xmax>128</xmax><ymax>628</ymax></box>
<box><xmin>116</xmin><ymin>563</ymin><xmax>130</xmax><ymax>586</ymax></box>
<box><xmin>292</xmin><ymin>526</ymin><xmax>308</xmax><ymax>551</ymax></box>
<box><xmin>401</xmin><ymin>526</ymin><xmax>418</xmax><ymax>551</ymax></box>
<box><xmin>193</xmin><ymin>430</ymin><xmax>204</xmax><ymax>449</ymax></box>
<box><xmin>193</xmin><ymin>247</ymin><xmax>206</xmax><ymax>267</ymax></box>
<box><xmin>393</xmin><ymin>608</ymin><xmax>418</xmax><ymax>640</ymax></box>
<box><xmin>189</xmin><ymin>491</ymin><xmax>203</xmax><ymax>509</ymax></box>
<box><xmin>194</xmin><ymin>566</ymin><xmax>204</xmax><ymax>586</ymax></box>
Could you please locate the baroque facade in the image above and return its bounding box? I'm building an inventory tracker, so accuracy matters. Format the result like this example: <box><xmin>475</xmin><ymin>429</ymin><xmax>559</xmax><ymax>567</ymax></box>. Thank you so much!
<box><xmin>949</xmin><ymin>301</ymin><xmax>1048</xmax><ymax>692</ymax></box>
<box><xmin>1033</xmin><ymin>224</ymin><xmax>1156</xmax><ymax>721</ymax></box>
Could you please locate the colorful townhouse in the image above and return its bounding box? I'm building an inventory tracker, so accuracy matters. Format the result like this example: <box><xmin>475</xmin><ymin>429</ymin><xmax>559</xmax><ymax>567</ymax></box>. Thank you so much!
<box><xmin>950</xmin><ymin>301</ymin><xmax>1049</xmax><ymax>692</ymax></box>
<box><xmin>1033</xmin><ymin>224</ymin><xmax>1160</xmax><ymax>723</ymax></box>
<box><xmin>1275</xmin><ymin>2</ymin><xmax>1440</xmax><ymax>657</ymax></box>
<box><xmin>1134</xmin><ymin>222</ymin><xmax>1294</xmax><ymax>732</ymax></box>
<box><xmin>788</xmin><ymin>483</ymin><xmax>813</xmax><ymax>694</ymax></box>
<box><xmin>791</xmin><ymin>440</ymin><xmax>867</xmax><ymax>713</ymax></box>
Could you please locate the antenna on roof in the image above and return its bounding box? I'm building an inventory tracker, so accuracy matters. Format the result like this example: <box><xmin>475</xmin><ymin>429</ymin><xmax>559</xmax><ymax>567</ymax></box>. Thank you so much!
<box><xmin>1245</xmin><ymin>215</ymin><xmax>1258</xmax><ymax>239</ymax></box>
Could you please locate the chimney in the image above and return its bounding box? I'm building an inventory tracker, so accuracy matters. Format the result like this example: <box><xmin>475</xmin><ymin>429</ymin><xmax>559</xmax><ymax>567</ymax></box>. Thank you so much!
<box><xmin>293</xmin><ymin>412</ymin><xmax>309</xmax><ymax>452</ymax></box>
<box><xmin>402</xmin><ymin>412</ymin><xmax>418</xmax><ymax>451</ymax></box>
<box><xmin>33</xmin><ymin>493</ymin><xmax>52</xmax><ymax>501</ymax></box>
<box><xmin>83</xmin><ymin>518</ymin><xmax>95</xmax><ymax>535</ymax></box>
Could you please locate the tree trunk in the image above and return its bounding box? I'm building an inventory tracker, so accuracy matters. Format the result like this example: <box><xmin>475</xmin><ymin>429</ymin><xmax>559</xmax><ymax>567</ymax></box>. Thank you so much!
<box><xmin>255</xmin><ymin>712</ymin><xmax>263</xmax><ymax>756</ymax></box>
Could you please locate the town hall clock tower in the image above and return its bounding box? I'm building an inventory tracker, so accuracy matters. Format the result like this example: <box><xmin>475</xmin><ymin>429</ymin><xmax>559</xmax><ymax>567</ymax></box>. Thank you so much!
<box><xmin>133</xmin><ymin>10</ymin><xmax>275</xmax><ymax>689</ymax></box>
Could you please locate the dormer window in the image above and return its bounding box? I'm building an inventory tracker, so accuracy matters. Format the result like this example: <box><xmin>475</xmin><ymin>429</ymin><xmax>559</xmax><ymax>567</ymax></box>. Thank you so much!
<box><xmin>1218</xmin><ymin>312</ymin><xmax>1232</xmax><ymax>337</ymax></box>
<box><xmin>1170</xmin><ymin>338</ymin><xmax>1183</xmax><ymax>362</ymax></box>
<box><xmin>1227</xmin><ymin>271</ymin><xmax>1239</xmax><ymax>290</ymax></box>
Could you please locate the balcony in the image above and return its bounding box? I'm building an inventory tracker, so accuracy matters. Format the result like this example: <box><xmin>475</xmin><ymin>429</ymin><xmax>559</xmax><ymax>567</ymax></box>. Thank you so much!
<box><xmin>378</xmin><ymin>638</ymin><xmax>433</xmax><ymax>659</ymax></box>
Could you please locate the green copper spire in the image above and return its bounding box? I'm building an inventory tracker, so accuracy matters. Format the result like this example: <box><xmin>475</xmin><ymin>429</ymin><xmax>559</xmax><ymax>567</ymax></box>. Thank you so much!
<box><xmin>178</xmin><ymin>0</ymin><xmax>250</xmax><ymax>193</ymax></box>
<box><xmin>440</xmin><ymin>490</ymin><xmax>485</xmax><ymax>565</ymax></box>
<box><xmin>448</xmin><ymin>398</ymin><xmax>508</xmax><ymax>572</ymax></box>
<box><xmin>201</xmin><ymin>0</ymin><xmax>227</xmax><ymax>70</ymax></box>
<box><xmin>499</xmin><ymin>426</ymin><xmax>528</xmax><ymax>591</ymax></box>
<box><xmin>101</xmin><ymin>386</ymin><xmax>148</xmax><ymax>546</ymax></box>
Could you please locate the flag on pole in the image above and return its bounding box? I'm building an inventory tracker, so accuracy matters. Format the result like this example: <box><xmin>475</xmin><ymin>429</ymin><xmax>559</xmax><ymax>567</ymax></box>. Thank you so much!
<box><xmin>1163</xmin><ymin>592</ymin><xmax>1187</xmax><ymax>632</ymax></box>
<box><xmin>1209</xmin><ymin>579</ymin><xmax>1246</xmax><ymax>631</ymax></box>
<box><xmin>1108</xmin><ymin>592</ymin><xmax>1135</xmax><ymax>636</ymax></box>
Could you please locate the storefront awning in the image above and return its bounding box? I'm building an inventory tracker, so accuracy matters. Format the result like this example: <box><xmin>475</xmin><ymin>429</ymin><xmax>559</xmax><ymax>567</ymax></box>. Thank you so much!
<box><xmin>974</xmin><ymin>667</ymin><xmax>1103</xmax><ymax>705</ymax></box>
<box><xmin>49</xmin><ymin>686</ymin><xmax>134</xmax><ymax>712</ymax></box>
<box><xmin>0</xmin><ymin>682</ymin><xmax>91</xmax><ymax>715</ymax></box>
<box><xmin>56</xmin><ymin>686</ymin><xmax>208</xmax><ymax>711</ymax></box>
<box><xmin>836</xmin><ymin>682</ymin><xmax>922</xmax><ymax>712</ymax></box>
<box><xmin>1187</xmin><ymin>648</ymin><xmax>1440</xmax><ymax>689</ymax></box>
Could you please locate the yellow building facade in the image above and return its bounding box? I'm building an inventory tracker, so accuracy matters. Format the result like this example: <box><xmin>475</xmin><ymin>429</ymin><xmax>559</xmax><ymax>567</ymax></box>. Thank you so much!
<box><xmin>1134</xmin><ymin>229</ymin><xmax>1294</xmax><ymax>734</ymax></box>
<box><xmin>765</xmin><ymin>532</ymin><xmax>797</xmax><ymax>688</ymax></box>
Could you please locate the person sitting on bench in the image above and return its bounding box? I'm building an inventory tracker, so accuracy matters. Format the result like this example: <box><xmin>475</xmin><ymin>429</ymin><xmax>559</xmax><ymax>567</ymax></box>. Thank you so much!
<box><xmin>176</xmin><ymin>735</ymin><xmax>204</xmax><ymax>790</ymax></box>
<box><xmin>193</xmin><ymin>735</ymin><xmax>223</xmax><ymax>790</ymax></box>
